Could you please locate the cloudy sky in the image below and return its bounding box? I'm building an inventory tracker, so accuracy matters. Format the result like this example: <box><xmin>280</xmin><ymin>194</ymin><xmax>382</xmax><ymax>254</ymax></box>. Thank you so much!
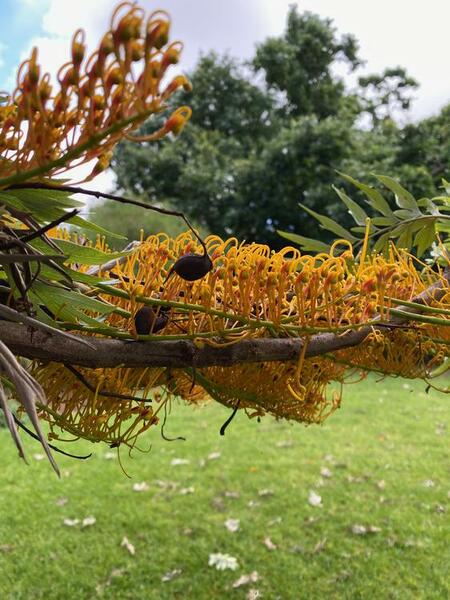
<box><xmin>0</xmin><ymin>0</ymin><xmax>448</xmax><ymax>190</ymax></box>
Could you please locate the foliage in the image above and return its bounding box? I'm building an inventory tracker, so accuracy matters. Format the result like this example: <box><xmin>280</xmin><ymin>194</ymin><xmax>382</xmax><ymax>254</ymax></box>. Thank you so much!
<box><xmin>0</xmin><ymin>379</ymin><xmax>449</xmax><ymax>598</ymax></box>
<box><xmin>280</xmin><ymin>173</ymin><xmax>450</xmax><ymax>257</ymax></box>
<box><xmin>111</xmin><ymin>9</ymin><xmax>449</xmax><ymax>248</ymax></box>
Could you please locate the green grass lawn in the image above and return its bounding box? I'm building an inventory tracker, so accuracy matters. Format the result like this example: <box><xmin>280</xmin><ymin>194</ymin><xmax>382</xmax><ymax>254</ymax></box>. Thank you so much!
<box><xmin>0</xmin><ymin>376</ymin><xmax>448</xmax><ymax>600</ymax></box>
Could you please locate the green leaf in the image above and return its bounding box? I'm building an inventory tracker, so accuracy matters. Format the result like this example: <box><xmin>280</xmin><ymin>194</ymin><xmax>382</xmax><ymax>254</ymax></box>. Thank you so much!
<box><xmin>30</xmin><ymin>281</ymin><xmax>116</xmax><ymax>325</ymax></box>
<box><xmin>7</xmin><ymin>188</ymin><xmax>84</xmax><ymax>209</ymax></box>
<box><xmin>30</xmin><ymin>237</ymin><xmax>131</xmax><ymax>266</ymax></box>
<box><xmin>332</xmin><ymin>185</ymin><xmax>368</xmax><ymax>226</ymax></box>
<box><xmin>372</xmin><ymin>217</ymin><xmax>396</xmax><ymax>227</ymax></box>
<box><xmin>414</xmin><ymin>224</ymin><xmax>437</xmax><ymax>257</ymax></box>
<box><xmin>70</xmin><ymin>215</ymin><xmax>127</xmax><ymax>240</ymax></box>
<box><xmin>277</xmin><ymin>230</ymin><xmax>329</xmax><ymax>253</ymax></box>
<box><xmin>373</xmin><ymin>174</ymin><xmax>419</xmax><ymax>212</ymax></box>
<box><xmin>337</xmin><ymin>172</ymin><xmax>394</xmax><ymax>217</ymax></box>
<box><xmin>299</xmin><ymin>203</ymin><xmax>357</xmax><ymax>241</ymax></box>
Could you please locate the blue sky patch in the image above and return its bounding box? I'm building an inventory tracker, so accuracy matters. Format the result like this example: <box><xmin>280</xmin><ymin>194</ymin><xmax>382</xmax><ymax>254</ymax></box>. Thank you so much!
<box><xmin>0</xmin><ymin>0</ymin><xmax>50</xmax><ymax>91</ymax></box>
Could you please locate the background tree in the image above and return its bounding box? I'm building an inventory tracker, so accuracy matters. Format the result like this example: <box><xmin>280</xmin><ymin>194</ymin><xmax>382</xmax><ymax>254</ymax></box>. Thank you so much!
<box><xmin>110</xmin><ymin>7</ymin><xmax>448</xmax><ymax>249</ymax></box>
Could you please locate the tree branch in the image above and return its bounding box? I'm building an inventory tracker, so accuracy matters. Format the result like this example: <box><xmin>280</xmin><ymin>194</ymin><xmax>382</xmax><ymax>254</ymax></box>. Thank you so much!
<box><xmin>0</xmin><ymin>271</ymin><xmax>448</xmax><ymax>368</ymax></box>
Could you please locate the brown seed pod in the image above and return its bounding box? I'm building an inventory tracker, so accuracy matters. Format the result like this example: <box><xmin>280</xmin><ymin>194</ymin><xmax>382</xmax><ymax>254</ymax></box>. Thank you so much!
<box><xmin>166</xmin><ymin>252</ymin><xmax>213</xmax><ymax>283</ymax></box>
<box><xmin>134</xmin><ymin>306</ymin><xmax>169</xmax><ymax>335</ymax></box>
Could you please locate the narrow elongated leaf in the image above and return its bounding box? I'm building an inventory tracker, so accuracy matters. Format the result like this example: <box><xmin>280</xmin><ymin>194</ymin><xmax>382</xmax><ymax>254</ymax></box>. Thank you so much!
<box><xmin>372</xmin><ymin>217</ymin><xmax>396</xmax><ymax>227</ymax></box>
<box><xmin>337</xmin><ymin>172</ymin><xmax>394</xmax><ymax>217</ymax></box>
<box><xmin>30</xmin><ymin>237</ymin><xmax>131</xmax><ymax>265</ymax></box>
<box><xmin>70</xmin><ymin>215</ymin><xmax>127</xmax><ymax>240</ymax></box>
<box><xmin>374</xmin><ymin>174</ymin><xmax>419</xmax><ymax>212</ymax></box>
<box><xmin>332</xmin><ymin>185</ymin><xmax>368</xmax><ymax>226</ymax></box>
<box><xmin>7</xmin><ymin>187</ymin><xmax>84</xmax><ymax>208</ymax></box>
<box><xmin>299</xmin><ymin>203</ymin><xmax>357</xmax><ymax>241</ymax></box>
<box><xmin>277</xmin><ymin>230</ymin><xmax>329</xmax><ymax>253</ymax></box>
<box><xmin>31</xmin><ymin>281</ymin><xmax>116</xmax><ymax>314</ymax></box>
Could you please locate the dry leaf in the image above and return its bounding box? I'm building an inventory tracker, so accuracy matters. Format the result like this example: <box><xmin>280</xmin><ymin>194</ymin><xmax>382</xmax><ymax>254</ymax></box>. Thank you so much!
<box><xmin>208</xmin><ymin>553</ymin><xmax>239</xmax><ymax>571</ymax></box>
<box><xmin>225</xmin><ymin>518</ymin><xmax>240</xmax><ymax>533</ymax></box>
<box><xmin>247</xmin><ymin>589</ymin><xmax>261</xmax><ymax>600</ymax></box>
<box><xmin>0</xmin><ymin>544</ymin><xmax>13</xmax><ymax>553</ymax></box>
<box><xmin>207</xmin><ymin>452</ymin><xmax>221</xmax><ymax>460</ymax></box>
<box><xmin>171</xmin><ymin>458</ymin><xmax>190</xmax><ymax>466</ymax></box>
<box><xmin>320</xmin><ymin>467</ymin><xmax>332</xmax><ymax>478</ymax></box>
<box><xmin>161</xmin><ymin>569</ymin><xmax>182</xmax><ymax>582</ymax></box>
<box><xmin>63</xmin><ymin>518</ymin><xmax>79</xmax><ymax>527</ymax></box>
<box><xmin>103</xmin><ymin>452</ymin><xmax>116</xmax><ymax>460</ymax></box>
<box><xmin>247</xmin><ymin>500</ymin><xmax>260</xmax><ymax>509</ymax></box>
<box><xmin>351</xmin><ymin>524</ymin><xmax>366</xmax><ymax>535</ymax></box>
<box><xmin>33</xmin><ymin>453</ymin><xmax>45</xmax><ymax>461</ymax></box>
<box><xmin>132</xmin><ymin>481</ymin><xmax>149</xmax><ymax>492</ymax></box>
<box><xmin>258</xmin><ymin>488</ymin><xmax>274</xmax><ymax>497</ymax></box>
<box><xmin>82</xmin><ymin>516</ymin><xmax>96</xmax><ymax>528</ymax></box>
<box><xmin>55</xmin><ymin>497</ymin><xmax>68</xmax><ymax>507</ymax></box>
<box><xmin>179</xmin><ymin>486</ymin><xmax>195</xmax><ymax>495</ymax></box>
<box><xmin>275</xmin><ymin>440</ymin><xmax>293</xmax><ymax>448</ymax></box>
<box><xmin>308</xmin><ymin>490</ymin><xmax>322</xmax><ymax>507</ymax></box>
<box><xmin>224</xmin><ymin>491</ymin><xmax>240</xmax><ymax>499</ymax></box>
<box><xmin>423</xmin><ymin>479</ymin><xmax>435</xmax><ymax>488</ymax></box>
<box><xmin>121</xmin><ymin>536</ymin><xmax>135</xmax><ymax>555</ymax></box>
<box><xmin>155</xmin><ymin>480</ymin><xmax>179</xmax><ymax>490</ymax></box>
<box><xmin>376</xmin><ymin>480</ymin><xmax>386</xmax><ymax>490</ymax></box>
<box><xmin>263</xmin><ymin>536</ymin><xmax>277</xmax><ymax>551</ymax></box>
<box><xmin>233</xmin><ymin>571</ymin><xmax>259</xmax><ymax>588</ymax></box>
<box><xmin>312</xmin><ymin>538</ymin><xmax>327</xmax><ymax>554</ymax></box>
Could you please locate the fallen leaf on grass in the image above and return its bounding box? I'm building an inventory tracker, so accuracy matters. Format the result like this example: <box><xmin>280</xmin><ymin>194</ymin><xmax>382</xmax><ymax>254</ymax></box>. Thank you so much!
<box><xmin>312</xmin><ymin>538</ymin><xmax>327</xmax><ymax>554</ymax></box>
<box><xmin>423</xmin><ymin>479</ymin><xmax>435</xmax><ymax>488</ymax></box>
<box><xmin>324</xmin><ymin>453</ymin><xmax>334</xmax><ymax>463</ymax></box>
<box><xmin>63</xmin><ymin>518</ymin><xmax>80</xmax><ymax>527</ymax></box>
<box><xmin>435</xmin><ymin>504</ymin><xmax>446</xmax><ymax>514</ymax></box>
<box><xmin>132</xmin><ymin>481</ymin><xmax>149</xmax><ymax>492</ymax></box>
<box><xmin>275</xmin><ymin>440</ymin><xmax>293</xmax><ymax>448</ymax></box>
<box><xmin>121</xmin><ymin>536</ymin><xmax>135</xmax><ymax>555</ymax></box>
<box><xmin>247</xmin><ymin>500</ymin><xmax>260</xmax><ymax>509</ymax></box>
<box><xmin>268</xmin><ymin>516</ymin><xmax>282</xmax><ymax>526</ymax></box>
<box><xmin>320</xmin><ymin>467</ymin><xmax>332</xmax><ymax>478</ymax></box>
<box><xmin>179</xmin><ymin>486</ymin><xmax>195</xmax><ymax>495</ymax></box>
<box><xmin>258</xmin><ymin>488</ymin><xmax>274</xmax><ymax>497</ymax></box>
<box><xmin>376</xmin><ymin>480</ymin><xmax>386</xmax><ymax>490</ymax></box>
<box><xmin>225</xmin><ymin>518</ymin><xmax>240</xmax><ymax>533</ymax></box>
<box><xmin>155</xmin><ymin>480</ymin><xmax>179</xmax><ymax>490</ymax></box>
<box><xmin>224</xmin><ymin>491</ymin><xmax>240</xmax><ymax>499</ymax></box>
<box><xmin>263</xmin><ymin>536</ymin><xmax>277</xmax><ymax>551</ymax></box>
<box><xmin>171</xmin><ymin>458</ymin><xmax>190</xmax><ymax>466</ymax></box>
<box><xmin>55</xmin><ymin>497</ymin><xmax>68</xmax><ymax>507</ymax></box>
<box><xmin>0</xmin><ymin>544</ymin><xmax>13</xmax><ymax>553</ymax></box>
<box><xmin>233</xmin><ymin>571</ymin><xmax>259</xmax><ymax>588</ymax></box>
<box><xmin>82</xmin><ymin>516</ymin><xmax>96</xmax><ymax>528</ymax></box>
<box><xmin>161</xmin><ymin>569</ymin><xmax>182</xmax><ymax>582</ymax></box>
<box><xmin>208</xmin><ymin>451</ymin><xmax>221</xmax><ymax>460</ymax></box>
<box><xmin>103</xmin><ymin>452</ymin><xmax>116</xmax><ymax>460</ymax></box>
<box><xmin>33</xmin><ymin>453</ymin><xmax>45</xmax><ymax>461</ymax></box>
<box><xmin>308</xmin><ymin>490</ymin><xmax>322</xmax><ymax>507</ymax></box>
<box><xmin>247</xmin><ymin>589</ymin><xmax>261</xmax><ymax>600</ymax></box>
<box><xmin>351</xmin><ymin>524</ymin><xmax>381</xmax><ymax>535</ymax></box>
<box><xmin>208</xmin><ymin>553</ymin><xmax>239</xmax><ymax>571</ymax></box>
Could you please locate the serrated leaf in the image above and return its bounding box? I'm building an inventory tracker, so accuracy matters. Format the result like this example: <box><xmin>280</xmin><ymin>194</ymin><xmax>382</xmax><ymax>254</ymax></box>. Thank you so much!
<box><xmin>332</xmin><ymin>185</ymin><xmax>368</xmax><ymax>225</ymax></box>
<box><xmin>30</xmin><ymin>237</ymin><xmax>131</xmax><ymax>266</ymax></box>
<box><xmin>373</xmin><ymin>174</ymin><xmax>419</xmax><ymax>212</ymax></box>
<box><xmin>337</xmin><ymin>172</ymin><xmax>394</xmax><ymax>217</ymax></box>
<box><xmin>278</xmin><ymin>230</ymin><xmax>329</xmax><ymax>253</ymax></box>
<box><xmin>299</xmin><ymin>203</ymin><xmax>357</xmax><ymax>241</ymax></box>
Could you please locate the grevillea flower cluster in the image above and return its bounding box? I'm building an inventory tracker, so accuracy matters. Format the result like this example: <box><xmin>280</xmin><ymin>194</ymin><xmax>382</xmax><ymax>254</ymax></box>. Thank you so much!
<box><xmin>29</xmin><ymin>231</ymin><xmax>450</xmax><ymax>450</ymax></box>
<box><xmin>0</xmin><ymin>2</ymin><xmax>191</xmax><ymax>185</ymax></box>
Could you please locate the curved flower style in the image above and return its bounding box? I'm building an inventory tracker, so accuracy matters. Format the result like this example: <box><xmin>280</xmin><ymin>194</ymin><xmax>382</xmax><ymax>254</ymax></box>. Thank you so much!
<box><xmin>0</xmin><ymin>2</ymin><xmax>191</xmax><ymax>186</ymax></box>
<box><xmin>29</xmin><ymin>231</ymin><xmax>450</xmax><ymax>450</ymax></box>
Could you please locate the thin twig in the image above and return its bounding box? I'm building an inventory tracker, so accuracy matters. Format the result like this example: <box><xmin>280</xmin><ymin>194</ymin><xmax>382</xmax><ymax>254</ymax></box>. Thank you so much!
<box><xmin>8</xmin><ymin>183</ymin><xmax>208</xmax><ymax>254</ymax></box>
<box><xmin>12</xmin><ymin>415</ymin><xmax>92</xmax><ymax>460</ymax></box>
<box><xmin>64</xmin><ymin>364</ymin><xmax>152</xmax><ymax>403</ymax></box>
